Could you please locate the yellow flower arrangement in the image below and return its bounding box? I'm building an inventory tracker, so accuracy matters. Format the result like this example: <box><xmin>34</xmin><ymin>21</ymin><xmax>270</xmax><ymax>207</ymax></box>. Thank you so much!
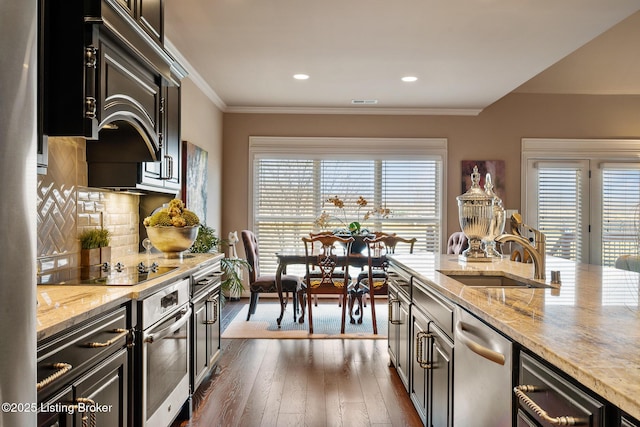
<box><xmin>314</xmin><ymin>195</ymin><xmax>391</xmax><ymax>235</ymax></box>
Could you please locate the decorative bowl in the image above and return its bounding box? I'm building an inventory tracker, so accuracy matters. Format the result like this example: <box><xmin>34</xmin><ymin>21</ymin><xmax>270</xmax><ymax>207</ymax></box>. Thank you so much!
<box><xmin>145</xmin><ymin>226</ymin><xmax>198</xmax><ymax>258</ymax></box>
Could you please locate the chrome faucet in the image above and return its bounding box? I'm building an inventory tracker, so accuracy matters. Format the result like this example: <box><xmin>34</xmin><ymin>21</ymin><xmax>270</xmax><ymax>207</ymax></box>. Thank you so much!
<box><xmin>495</xmin><ymin>213</ymin><xmax>546</xmax><ymax>280</ymax></box>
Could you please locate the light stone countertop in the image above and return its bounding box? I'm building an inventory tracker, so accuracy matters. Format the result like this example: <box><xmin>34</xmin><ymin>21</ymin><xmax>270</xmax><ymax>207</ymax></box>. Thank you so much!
<box><xmin>37</xmin><ymin>252</ymin><xmax>223</xmax><ymax>341</ymax></box>
<box><xmin>388</xmin><ymin>252</ymin><xmax>640</xmax><ymax>421</ymax></box>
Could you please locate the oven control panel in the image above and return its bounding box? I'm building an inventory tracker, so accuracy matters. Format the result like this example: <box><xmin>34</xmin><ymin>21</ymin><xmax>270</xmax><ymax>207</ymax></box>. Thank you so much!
<box><xmin>141</xmin><ymin>278</ymin><xmax>190</xmax><ymax>329</ymax></box>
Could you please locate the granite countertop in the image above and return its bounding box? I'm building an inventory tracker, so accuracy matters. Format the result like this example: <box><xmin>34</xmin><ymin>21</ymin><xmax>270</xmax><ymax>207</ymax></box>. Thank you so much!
<box><xmin>37</xmin><ymin>252</ymin><xmax>223</xmax><ymax>341</ymax></box>
<box><xmin>388</xmin><ymin>253</ymin><xmax>640</xmax><ymax>420</ymax></box>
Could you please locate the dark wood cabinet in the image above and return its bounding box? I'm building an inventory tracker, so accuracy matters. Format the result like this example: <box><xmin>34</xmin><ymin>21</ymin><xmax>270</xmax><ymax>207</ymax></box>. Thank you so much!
<box><xmin>139</xmin><ymin>84</ymin><xmax>181</xmax><ymax>192</ymax></box>
<box><xmin>138</xmin><ymin>0</ymin><xmax>163</xmax><ymax>44</ymax></box>
<box><xmin>410</xmin><ymin>304</ymin><xmax>454</xmax><ymax>427</ymax></box>
<box><xmin>517</xmin><ymin>352</ymin><xmax>607</xmax><ymax>427</ymax></box>
<box><xmin>191</xmin><ymin>282</ymin><xmax>221</xmax><ymax>391</ymax></box>
<box><xmin>72</xmin><ymin>348</ymin><xmax>128</xmax><ymax>427</ymax></box>
<box><xmin>37</xmin><ymin>386</ymin><xmax>73</xmax><ymax>427</ymax></box>
<box><xmin>388</xmin><ymin>277</ymin><xmax>410</xmax><ymax>391</ymax></box>
<box><xmin>37</xmin><ymin>306</ymin><xmax>133</xmax><ymax>427</ymax></box>
<box><xmin>114</xmin><ymin>0</ymin><xmax>163</xmax><ymax>45</ymax></box>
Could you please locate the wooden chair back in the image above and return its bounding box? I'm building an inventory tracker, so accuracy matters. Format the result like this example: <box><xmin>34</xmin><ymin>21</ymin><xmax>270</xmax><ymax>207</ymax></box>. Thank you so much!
<box><xmin>300</xmin><ymin>233</ymin><xmax>354</xmax><ymax>333</ymax></box>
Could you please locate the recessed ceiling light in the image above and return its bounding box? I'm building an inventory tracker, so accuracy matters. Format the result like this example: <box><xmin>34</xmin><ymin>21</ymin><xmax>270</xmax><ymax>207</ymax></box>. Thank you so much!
<box><xmin>401</xmin><ymin>76</ymin><xmax>418</xmax><ymax>82</ymax></box>
<box><xmin>293</xmin><ymin>74</ymin><xmax>310</xmax><ymax>80</ymax></box>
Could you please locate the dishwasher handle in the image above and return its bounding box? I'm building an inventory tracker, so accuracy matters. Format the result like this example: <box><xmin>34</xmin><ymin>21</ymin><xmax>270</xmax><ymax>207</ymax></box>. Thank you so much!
<box><xmin>455</xmin><ymin>320</ymin><xmax>506</xmax><ymax>366</ymax></box>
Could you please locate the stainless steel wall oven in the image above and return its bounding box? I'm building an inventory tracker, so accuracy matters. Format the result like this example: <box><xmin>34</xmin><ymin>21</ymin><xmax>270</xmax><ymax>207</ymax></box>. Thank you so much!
<box><xmin>137</xmin><ymin>278</ymin><xmax>191</xmax><ymax>426</ymax></box>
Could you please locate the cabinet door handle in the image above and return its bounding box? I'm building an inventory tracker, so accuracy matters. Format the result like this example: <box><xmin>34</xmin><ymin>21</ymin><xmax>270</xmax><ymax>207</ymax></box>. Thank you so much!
<box><xmin>514</xmin><ymin>385</ymin><xmax>586</xmax><ymax>425</ymax></box>
<box><xmin>162</xmin><ymin>154</ymin><xmax>174</xmax><ymax>180</ymax></box>
<box><xmin>85</xmin><ymin>97</ymin><xmax>97</xmax><ymax>119</ymax></box>
<box><xmin>75</xmin><ymin>397</ymin><xmax>97</xmax><ymax>427</ymax></box>
<box><xmin>415</xmin><ymin>330</ymin><xmax>433</xmax><ymax>369</ymax></box>
<box><xmin>455</xmin><ymin>321</ymin><xmax>506</xmax><ymax>365</ymax></box>
<box><xmin>36</xmin><ymin>362</ymin><xmax>72</xmax><ymax>391</ymax></box>
<box><xmin>85</xmin><ymin>328</ymin><xmax>128</xmax><ymax>348</ymax></box>
<box><xmin>204</xmin><ymin>297</ymin><xmax>218</xmax><ymax>324</ymax></box>
<box><xmin>388</xmin><ymin>298</ymin><xmax>402</xmax><ymax>325</ymax></box>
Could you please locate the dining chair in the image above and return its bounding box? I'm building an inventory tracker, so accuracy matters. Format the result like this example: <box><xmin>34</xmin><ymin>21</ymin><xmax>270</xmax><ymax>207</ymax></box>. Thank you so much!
<box><xmin>354</xmin><ymin>233</ymin><xmax>416</xmax><ymax>334</ymax></box>
<box><xmin>446</xmin><ymin>231</ymin><xmax>469</xmax><ymax>255</ymax></box>
<box><xmin>241</xmin><ymin>230</ymin><xmax>302</xmax><ymax>321</ymax></box>
<box><xmin>299</xmin><ymin>233</ymin><xmax>354</xmax><ymax>333</ymax></box>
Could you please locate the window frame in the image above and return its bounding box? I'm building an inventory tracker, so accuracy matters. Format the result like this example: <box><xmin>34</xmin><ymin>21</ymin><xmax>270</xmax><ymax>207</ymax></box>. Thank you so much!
<box><xmin>522</xmin><ymin>138</ymin><xmax>640</xmax><ymax>265</ymax></box>
<box><xmin>248</xmin><ymin>136</ymin><xmax>448</xmax><ymax>263</ymax></box>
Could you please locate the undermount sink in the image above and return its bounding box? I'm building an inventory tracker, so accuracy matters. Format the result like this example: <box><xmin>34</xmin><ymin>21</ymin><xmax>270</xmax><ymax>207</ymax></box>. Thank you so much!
<box><xmin>440</xmin><ymin>271</ymin><xmax>552</xmax><ymax>289</ymax></box>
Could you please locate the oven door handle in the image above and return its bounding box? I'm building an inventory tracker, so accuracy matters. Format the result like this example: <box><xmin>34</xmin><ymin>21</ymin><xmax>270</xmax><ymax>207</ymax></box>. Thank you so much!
<box><xmin>144</xmin><ymin>308</ymin><xmax>191</xmax><ymax>344</ymax></box>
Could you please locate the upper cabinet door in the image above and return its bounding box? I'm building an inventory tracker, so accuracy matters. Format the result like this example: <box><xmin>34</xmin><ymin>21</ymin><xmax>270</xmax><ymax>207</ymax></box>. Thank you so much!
<box><xmin>138</xmin><ymin>0</ymin><xmax>163</xmax><ymax>45</ymax></box>
<box><xmin>115</xmin><ymin>0</ymin><xmax>135</xmax><ymax>17</ymax></box>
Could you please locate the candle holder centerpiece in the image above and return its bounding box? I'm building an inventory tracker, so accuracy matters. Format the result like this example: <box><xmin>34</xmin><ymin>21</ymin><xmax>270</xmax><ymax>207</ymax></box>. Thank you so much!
<box><xmin>456</xmin><ymin>165</ymin><xmax>494</xmax><ymax>261</ymax></box>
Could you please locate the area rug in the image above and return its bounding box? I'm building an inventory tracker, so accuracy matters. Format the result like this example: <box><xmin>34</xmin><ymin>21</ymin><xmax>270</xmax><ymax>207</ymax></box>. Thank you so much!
<box><xmin>222</xmin><ymin>300</ymin><xmax>388</xmax><ymax>339</ymax></box>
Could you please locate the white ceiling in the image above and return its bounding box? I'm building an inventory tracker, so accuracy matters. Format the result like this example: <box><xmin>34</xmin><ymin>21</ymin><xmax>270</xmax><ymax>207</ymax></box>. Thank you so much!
<box><xmin>164</xmin><ymin>0</ymin><xmax>640</xmax><ymax>115</ymax></box>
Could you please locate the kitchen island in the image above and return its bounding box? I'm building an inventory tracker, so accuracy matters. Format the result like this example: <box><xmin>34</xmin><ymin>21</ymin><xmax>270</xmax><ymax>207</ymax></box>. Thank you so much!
<box><xmin>388</xmin><ymin>252</ymin><xmax>640</xmax><ymax>422</ymax></box>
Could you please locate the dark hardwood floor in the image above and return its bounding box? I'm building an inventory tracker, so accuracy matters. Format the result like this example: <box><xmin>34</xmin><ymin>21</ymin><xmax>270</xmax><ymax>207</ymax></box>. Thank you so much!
<box><xmin>176</xmin><ymin>299</ymin><xmax>422</xmax><ymax>427</ymax></box>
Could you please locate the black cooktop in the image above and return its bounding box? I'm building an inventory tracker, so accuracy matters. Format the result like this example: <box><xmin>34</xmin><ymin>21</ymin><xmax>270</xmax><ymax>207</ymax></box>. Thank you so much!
<box><xmin>38</xmin><ymin>263</ymin><xmax>178</xmax><ymax>286</ymax></box>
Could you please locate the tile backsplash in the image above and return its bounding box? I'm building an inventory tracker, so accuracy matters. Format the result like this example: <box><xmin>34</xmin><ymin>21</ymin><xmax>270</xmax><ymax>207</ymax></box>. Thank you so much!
<box><xmin>37</xmin><ymin>137</ymin><xmax>140</xmax><ymax>274</ymax></box>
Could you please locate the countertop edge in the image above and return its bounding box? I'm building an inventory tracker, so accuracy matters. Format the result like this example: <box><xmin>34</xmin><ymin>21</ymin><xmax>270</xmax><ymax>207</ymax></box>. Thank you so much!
<box><xmin>37</xmin><ymin>253</ymin><xmax>223</xmax><ymax>342</ymax></box>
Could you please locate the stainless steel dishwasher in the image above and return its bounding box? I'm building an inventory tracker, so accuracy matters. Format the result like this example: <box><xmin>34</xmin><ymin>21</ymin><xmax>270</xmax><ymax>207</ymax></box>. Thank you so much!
<box><xmin>454</xmin><ymin>306</ymin><xmax>513</xmax><ymax>427</ymax></box>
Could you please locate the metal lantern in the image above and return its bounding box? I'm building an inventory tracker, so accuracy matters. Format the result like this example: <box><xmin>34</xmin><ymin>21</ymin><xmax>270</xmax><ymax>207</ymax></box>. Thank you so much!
<box><xmin>456</xmin><ymin>166</ymin><xmax>494</xmax><ymax>261</ymax></box>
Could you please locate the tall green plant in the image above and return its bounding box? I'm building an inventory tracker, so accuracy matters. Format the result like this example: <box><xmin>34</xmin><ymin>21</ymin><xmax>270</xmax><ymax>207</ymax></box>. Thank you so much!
<box><xmin>190</xmin><ymin>224</ymin><xmax>251</xmax><ymax>295</ymax></box>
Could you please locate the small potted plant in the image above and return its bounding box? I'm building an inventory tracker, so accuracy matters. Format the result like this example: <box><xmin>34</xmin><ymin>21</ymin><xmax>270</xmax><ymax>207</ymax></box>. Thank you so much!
<box><xmin>190</xmin><ymin>224</ymin><xmax>250</xmax><ymax>300</ymax></box>
<box><xmin>79</xmin><ymin>227</ymin><xmax>111</xmax><ymax>266</ymax></box>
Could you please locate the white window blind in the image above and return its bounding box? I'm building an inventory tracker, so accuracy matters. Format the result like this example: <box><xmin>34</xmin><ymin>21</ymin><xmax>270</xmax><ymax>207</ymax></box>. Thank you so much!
<box><xmin>601</xmin><ymin>163</ymin><xmax>640</xmax><ymax>267</ymax></box>
<box><xmin>250</xmin><ymin>137</ymin><xmax>446</xmax><ymax>274</ymax></box>
<box><xmin>533</xmin><ymin>162</ymin><xmax>587</xmax><ymax>262</ymax></box>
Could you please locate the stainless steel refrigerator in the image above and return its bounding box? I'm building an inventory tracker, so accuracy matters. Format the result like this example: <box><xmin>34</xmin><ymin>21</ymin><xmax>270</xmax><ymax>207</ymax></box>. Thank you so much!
<box><xmin>0</xmin><ymin>1</ymin><xmax>38</xmax><ymax>426</ymax></box>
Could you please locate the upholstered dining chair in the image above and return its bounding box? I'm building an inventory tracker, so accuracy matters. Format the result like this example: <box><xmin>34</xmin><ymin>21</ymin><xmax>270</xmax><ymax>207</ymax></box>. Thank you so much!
<box><xmin>446</xmin><ymin>231</ymin><xmax>469</xmax><ymax>255</ymax></box>
<box><xmin>299</xmin><ymin>233</ymin><xmax>354</xmax><ymax>334</ymax></box>
<box><xmin>353</xmin><ymin>233</ymin><xmax>416</xmax><ymax>334</ymax></box>
<box><xmin>241</xmin><ymin>230</ymin><xmax>302</xmax><ymax>321</ymax></box>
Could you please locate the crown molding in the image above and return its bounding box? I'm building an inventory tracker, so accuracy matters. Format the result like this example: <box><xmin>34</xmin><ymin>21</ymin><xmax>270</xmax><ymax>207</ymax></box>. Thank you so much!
<box><xmin>164</xmin><ymin>37</ymin><xmax>227</xmax><ymax>111</ymax></box>
<box><xmin>225</xmin><ymin>105</ymin><xmax>482</xmax><ymax>116</ymax></box>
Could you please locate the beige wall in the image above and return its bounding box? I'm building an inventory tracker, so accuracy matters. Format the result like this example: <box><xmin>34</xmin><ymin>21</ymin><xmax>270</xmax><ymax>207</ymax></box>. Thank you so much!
<box><xmin>222</xmin><ymin>93</ymin><xmax>640</xmax><ymax>248</ymax></box>
<box><xmin>181</xmin><ymin>78</ymin><xmax>224</xmax><ymax>234</ymax></box>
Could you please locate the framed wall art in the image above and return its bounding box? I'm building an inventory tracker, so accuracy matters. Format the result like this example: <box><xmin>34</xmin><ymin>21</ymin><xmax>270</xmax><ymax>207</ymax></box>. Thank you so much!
<box><xmin>461</xmin><ymin>160</ymin><xmax>505</xmax><ymax>202</ymax></box>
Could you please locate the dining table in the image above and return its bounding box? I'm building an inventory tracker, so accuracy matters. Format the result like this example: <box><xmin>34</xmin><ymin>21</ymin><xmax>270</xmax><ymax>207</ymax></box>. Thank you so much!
<box><xmin>273</xmin><ymin>249</ymin><xmax>385</xmax><ymax>327</ymax></box>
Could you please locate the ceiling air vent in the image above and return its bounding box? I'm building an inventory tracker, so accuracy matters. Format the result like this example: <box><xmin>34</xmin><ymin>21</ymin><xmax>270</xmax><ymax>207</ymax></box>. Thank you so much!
<box><xmin>351</xmin><ymin>99</ymin><xmax>378</xmax><ymax>105</ymax></box>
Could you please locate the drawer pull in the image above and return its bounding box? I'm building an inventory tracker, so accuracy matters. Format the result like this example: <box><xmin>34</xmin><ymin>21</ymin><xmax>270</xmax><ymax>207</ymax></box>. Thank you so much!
<box><xmin>85</xmin><ymin>328</ymin><xmax>128</xmax><ymax>348</ymax></box>
<box><xmin>36</xmin><ymin>362</ymin><xmax>72</xmax><ymax>390</ymax></box>
<box><xmin>514</xmin><ymin>385</ymin><xmax>586</xmax><ymax>425</ymax></box>
<box><xmin>75</xmin><ymin>397</ymin><xmax>97</xmax><ymax>427</ymax></box>
<box><xmin>388</xmin><ymin>298</ymin><xmax>402</xmax><ymax>325</ymax></box>
<box><xmin>416</xmin><ymin>331</ymin><xmax>433</xmax><ymax>369</ymax></box>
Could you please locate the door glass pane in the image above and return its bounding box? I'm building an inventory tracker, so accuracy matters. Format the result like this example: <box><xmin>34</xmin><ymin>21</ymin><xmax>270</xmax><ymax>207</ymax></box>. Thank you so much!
<box><xmin>601</xmin><ymin>165</ymin><xmax>640</xmax><ymax>267</ymax></box>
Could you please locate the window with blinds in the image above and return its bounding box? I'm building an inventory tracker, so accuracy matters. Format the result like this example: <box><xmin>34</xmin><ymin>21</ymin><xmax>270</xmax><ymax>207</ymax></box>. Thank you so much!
<box><xmin>523</xmin><ymin>139</ymin><xmax>640</xmax><ymax>267</ymax></box>
<box><xmin>601</xmin><ymin>164</ymin><xmax>640</xmax><ymax>267</ymax></box>
<box><xmin>534</xmin><ymin>162</ymin><xmax>587</xmax><ymax>262</ymax></box>
<box><xmin>250</xmin><ymin>137</ymin><xmax>446</xmax><ymax>274</ymax></box>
